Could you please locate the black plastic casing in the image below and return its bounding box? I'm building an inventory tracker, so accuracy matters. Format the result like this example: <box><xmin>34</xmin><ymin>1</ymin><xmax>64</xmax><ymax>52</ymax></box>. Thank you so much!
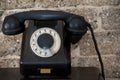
<box><xmin>20</xmin><ymin>21</ymin><xmax>71</xmax><ymax>76</ymax></box>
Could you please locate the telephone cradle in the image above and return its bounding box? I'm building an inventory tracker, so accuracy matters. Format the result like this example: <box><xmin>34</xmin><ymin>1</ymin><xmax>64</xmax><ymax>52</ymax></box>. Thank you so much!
<box><xmin>2</xmin><ymin>10</ymin><xmax>105</xmax><ymax>80</ymax></box>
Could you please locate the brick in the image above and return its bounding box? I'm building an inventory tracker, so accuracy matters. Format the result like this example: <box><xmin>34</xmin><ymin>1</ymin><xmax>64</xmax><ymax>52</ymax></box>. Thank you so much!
<box><xmin>0</xmin><ymin>11</ymin><xmax>3</xmax><ymax>17</ymax></box>
<box><xmin>71</xmin><ymin>55</ymin><xmax>120</xmax><ymax>78</ymax></box>
<box><xmin>5</xmin><ymin>0</ymin><xmax>17</xmax><ymax>9</ymax></box>
<box><xmin>17</xmin><ymin>0</ymin><xmax>35</xmax><ymax>9</ymax></box>
<box><xmin>78</xmin><ymin>0</ymin><xmax>120</xmax><ymax>6</ymax></box>
<box><xmin>35</xmin><ymin>0</ymin><xmax>79</xmax><ymax>8</ymax></box>
<box><xmin>35</xmin><ymin>0</ymin><xmax>120</xmax><ymax>7</ymax></box>
<box><xmin>0</xmin><ymin>33</ymin><xmax>22</xmax><ymax>57</ymax></box>
<box><xmin>5</xmin><ymin>0</ymin><xmax>35</xmax><ymax>9</ymax></box>
<box><xmin>0</xmin><ymin>58</ymin><xmax>19</xmax><ymax>68</ymax></box>
<box><xmin>71</xmin><ymin>31</ymin><xmax>120</xmax><ymax>56</ymax></box>
<box><xmin>0</xmin><ymin>0</ymin><xmax>6</xmax><ymax>10</ymax></box>
<box><xmin>101</xmin><ymin>8</ymin><xmax>120</xmax><ymax>30</ymax></box>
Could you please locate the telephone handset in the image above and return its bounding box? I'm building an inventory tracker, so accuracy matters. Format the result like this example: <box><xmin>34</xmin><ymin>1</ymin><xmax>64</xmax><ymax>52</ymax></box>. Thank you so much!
<box><xmin>2</xmin><ymin>10</ymin><xmax>105</xmax><ymax>80</ymax></box>
<box><xmin>2</xmin><ymin>10</ymin><xmax>88</xmax><ymax>35</ymax></box>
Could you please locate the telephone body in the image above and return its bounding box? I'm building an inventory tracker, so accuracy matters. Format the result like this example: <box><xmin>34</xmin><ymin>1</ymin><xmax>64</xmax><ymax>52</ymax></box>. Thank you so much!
<box><xmin>2</xmin><ymin>10</ymin><xmax>89</xmax><ymax>76</ymax></box>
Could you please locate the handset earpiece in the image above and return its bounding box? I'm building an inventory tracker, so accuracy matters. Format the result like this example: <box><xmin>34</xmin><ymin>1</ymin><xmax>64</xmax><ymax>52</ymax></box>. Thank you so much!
<box><xmin>2</xmin><ymin>16</ymin><xmax>25</xmax><ymax>35</ymax></box>
<box><xmin>67</xmin><ymin>16</ymin><xmax>88</xmax><ymax>44</ymax></box>
<box><xmin>2</xmin><ymin>10</ymin><xmax>72</xmax><ymax>35</ymax></box>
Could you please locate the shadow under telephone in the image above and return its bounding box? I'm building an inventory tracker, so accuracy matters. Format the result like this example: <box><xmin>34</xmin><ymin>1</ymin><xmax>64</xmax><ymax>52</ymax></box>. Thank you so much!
<box><xmin>2</xmin><ymin>10</ymin><xmax>105</xmax><ymax>80</ymax></box>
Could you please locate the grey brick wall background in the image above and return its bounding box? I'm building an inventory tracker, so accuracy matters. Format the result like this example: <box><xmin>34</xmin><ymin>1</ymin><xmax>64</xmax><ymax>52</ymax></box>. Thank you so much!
<box><xmin>0</xmin><ymin>0</ymin><xmax>120</xmax><ymax>79</ymax></box>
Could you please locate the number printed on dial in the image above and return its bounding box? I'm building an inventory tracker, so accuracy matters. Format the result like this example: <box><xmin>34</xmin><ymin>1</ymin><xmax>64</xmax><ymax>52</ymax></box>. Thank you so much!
<box><xmin>30</xmin><ymin>27</ymin><xmax>61</xmax><ymax>58</ymax></box>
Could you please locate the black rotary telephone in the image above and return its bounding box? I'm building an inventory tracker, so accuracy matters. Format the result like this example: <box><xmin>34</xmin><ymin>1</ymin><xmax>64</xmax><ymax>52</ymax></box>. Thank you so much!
<box><xmin>2</xmin><ymin>10</ymin><xmax>105</xmax><ymax>80</ymax></box>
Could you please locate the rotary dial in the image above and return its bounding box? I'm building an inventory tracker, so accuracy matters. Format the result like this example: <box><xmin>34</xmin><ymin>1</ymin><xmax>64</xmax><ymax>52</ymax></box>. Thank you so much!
<box><xmin>30</xmin><ymin>27</ymin><xmax>61</xmax><ymax>57</ymax></box>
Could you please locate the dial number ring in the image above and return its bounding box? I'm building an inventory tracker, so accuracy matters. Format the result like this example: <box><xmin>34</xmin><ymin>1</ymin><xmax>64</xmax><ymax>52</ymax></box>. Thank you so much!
<box><xmin>30</xmin><ymin>27</ymin><xmax>61</xmax><ymax>57</ymax></box>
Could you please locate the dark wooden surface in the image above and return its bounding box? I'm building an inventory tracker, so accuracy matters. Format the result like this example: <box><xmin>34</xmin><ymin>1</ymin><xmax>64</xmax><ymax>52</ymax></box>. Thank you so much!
<box><xmin>0</xmin><ymin>67</ymin><xmax>103</xmax><ymax>80</ymax></box>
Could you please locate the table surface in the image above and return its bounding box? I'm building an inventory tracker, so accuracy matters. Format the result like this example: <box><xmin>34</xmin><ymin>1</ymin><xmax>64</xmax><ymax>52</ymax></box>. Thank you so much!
<box><xmin>0</xmin><ymin>67</ymin><xmax>103</xmax><ymax>80</ymax></box>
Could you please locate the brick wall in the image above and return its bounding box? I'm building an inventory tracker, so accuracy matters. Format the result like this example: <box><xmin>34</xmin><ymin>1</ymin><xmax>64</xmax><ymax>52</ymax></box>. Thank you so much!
<box><xmin>0</xmin><ymin>0</ymin><xmax>120</xmax><ymax>78</ymax></box>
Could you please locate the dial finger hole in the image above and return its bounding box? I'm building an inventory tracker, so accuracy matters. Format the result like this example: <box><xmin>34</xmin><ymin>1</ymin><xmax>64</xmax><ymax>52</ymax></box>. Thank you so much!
<box><xmin>39</xmin><ymin>51</ymin><xmax>42</xmax><ymax>54</ymax></box>
<box><xmin>50</xmin><ymin>30</ymin><xmax>52</xmax><ymax>33</ymax></box>
<box><xmin>39</xmin><ymin>31</ymin><xmax>41</xmax><ymax>33</ymax></box>
<box><xmin>45</xmin><ymin>52</ymin><xmax>47</xmax><ymax>56</ymax></box>
<box><xmin>44</xmin><ymin>29</ymin><xmax>46</xmax><ymax>32</ymax></box>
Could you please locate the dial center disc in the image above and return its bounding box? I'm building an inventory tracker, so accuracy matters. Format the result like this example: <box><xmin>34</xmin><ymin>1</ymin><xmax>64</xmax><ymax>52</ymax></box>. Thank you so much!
<box><xmin>37</xmin><ymin>33</ymin><xmax>54</xmax><ymax>49</ymax></box>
